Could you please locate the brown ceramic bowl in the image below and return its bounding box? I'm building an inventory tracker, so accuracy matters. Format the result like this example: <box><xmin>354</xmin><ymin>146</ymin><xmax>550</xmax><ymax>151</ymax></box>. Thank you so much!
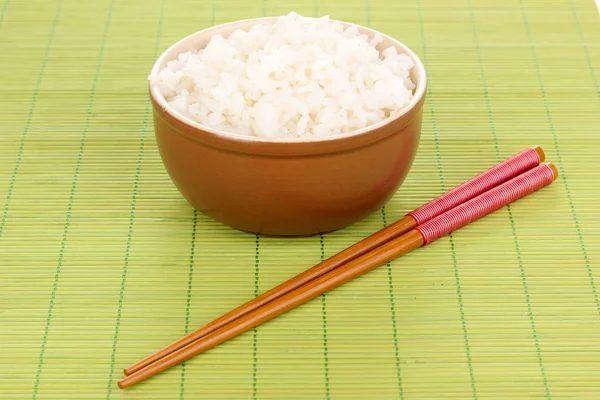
<box><xmin>149</xmin><ymin>17</ymin><xmax>427</xmax><ymax>236</ymax></box>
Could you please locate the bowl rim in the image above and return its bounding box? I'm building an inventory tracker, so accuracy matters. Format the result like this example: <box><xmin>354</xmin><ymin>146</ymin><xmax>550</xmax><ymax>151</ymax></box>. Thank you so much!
<box><xmin>148</xmin><ymin>16</ymin><xmax>427</xmax><ymax>150</ymax></box>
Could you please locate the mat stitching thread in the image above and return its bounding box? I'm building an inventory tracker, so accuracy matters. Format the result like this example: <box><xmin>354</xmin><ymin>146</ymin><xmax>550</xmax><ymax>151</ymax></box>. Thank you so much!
<box><xmin>178</xmin><ymin>1</ymin><xmax>214</xmax><ymax>394</ymax></box>
<box><xmin>0</xmin><ymin>0</ymin><xmax>9</xmax><ymax>28</ymax></box>
<box><xmin>310</xmin><ymin>3</ymin><xmax>332</xmax><ymax>398</ymax></box>
<box><xmin>568</xmin><ymin>0</ymin><xmax>600</xmax><ymax>99</ymax></box>
<box><xmin>381</xmin><ymin>207</ymin><xmax>405</xmax><ymax>400</ymax></box>
<box><xmin>0</xmin><ymin>0</ymin><xmax>61</xmax><ymax>243</ymax></box>
<box><xmin>319</xmin><ymin>234</ymin><xmax>332</xmax><ymax>400</ymax></box>
<box><xmin>416</xmin><ymin>1</ymin><xmax>478</xmax><ymax>398</ymax></box>
<box><xmin>33</xmin><ymin>2</ymin><xmax>108</xmax><ymax>398</ymax></box>
<box><xmin>468</xmin><ymin>2</ymin><xmax>551</xmax><ymax>398</ymax></box>
<box><xmin>250</xmin><ymin>7</ymin><xmax>267</xmax><ymax>399</ymax></box>
<box><xmin>180</xmin><ymin>209</ymin><xmax>198</xmax><ymax>400</ymax></box>
<box><xmin>519</xmin><ymin>0</ymin><xmax>599</xmax><ymax>317</ymax></box>
<box><xmin>364</xmin><ymin>3</ymin><xmax>405</xmax><ymax>395</ymax></box>
<box><xmin>252</xmin><ymin>233</ymin><xmax>260</xmax><ymax>400</ymax></box>
<box><xmin>448</xmin><ymin>239</ymin><xmax>478</xmax><ymax>395</ymax></box>
<box><xmin>511</xmin><ymin>212</ymin><xmax>552</xmax><ymax>396</ymax></box>
<box><xmin>104</xmin><ymin>0</ymin><xmax>165</xmax><ymax>396</ymax></box>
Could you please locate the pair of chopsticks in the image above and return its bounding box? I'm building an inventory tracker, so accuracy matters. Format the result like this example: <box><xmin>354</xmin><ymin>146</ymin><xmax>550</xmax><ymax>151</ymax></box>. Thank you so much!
<box><xmin>119</xmin><ymin>146</ymin><xmax>557</xmax><ymax>389</ymax></box>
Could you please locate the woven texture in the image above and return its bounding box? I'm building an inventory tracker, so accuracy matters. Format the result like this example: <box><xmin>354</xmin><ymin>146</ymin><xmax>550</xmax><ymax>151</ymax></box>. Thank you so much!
<box><xmin>1</xmin><ymin>0</ymin><xmax>599</xmax><ymax>399</ymax></box>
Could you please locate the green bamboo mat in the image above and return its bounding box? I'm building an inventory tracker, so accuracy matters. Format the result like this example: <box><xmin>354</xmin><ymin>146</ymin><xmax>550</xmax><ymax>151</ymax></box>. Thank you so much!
<box><xmin>1</xmin><ymin>0</ymin><xmax>599</xmax><ymax>398</ymax></box>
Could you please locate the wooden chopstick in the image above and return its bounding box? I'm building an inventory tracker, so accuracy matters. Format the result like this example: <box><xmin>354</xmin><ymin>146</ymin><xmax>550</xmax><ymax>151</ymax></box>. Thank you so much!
<box><xmin>118</xmin><ymin>162</ymin><xmax>558</xmax><ymax>389</ymax></box>
<box><xmin>122</xmin><ymin>146</ymin><xmax>544</xmax><ymax>378</ymax></box>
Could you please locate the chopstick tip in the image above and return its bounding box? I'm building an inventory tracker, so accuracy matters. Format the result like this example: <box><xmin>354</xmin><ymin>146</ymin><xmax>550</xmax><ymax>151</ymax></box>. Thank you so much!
<box><xmin>118</xmin><ymin>375</ymin><xmax>134</xmax><ymax>390</ymax></box>
<box><xmin>532</xmin><ymin>145</ymin><xmax>545</xmax><ymax>162</ymax></box>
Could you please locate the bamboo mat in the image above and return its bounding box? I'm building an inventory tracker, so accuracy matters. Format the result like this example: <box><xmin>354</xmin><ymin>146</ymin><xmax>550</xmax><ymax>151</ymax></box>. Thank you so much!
<box><xmin>1</xmin><ymin>0</ymin><xmax>599</xmax><ymax>398</ymax></box>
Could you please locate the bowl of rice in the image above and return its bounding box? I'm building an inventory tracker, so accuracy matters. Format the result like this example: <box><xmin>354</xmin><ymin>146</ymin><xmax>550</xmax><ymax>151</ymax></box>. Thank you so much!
<box><xmin>148</xmin><ymin>12</ymin><xmax>427</xmax><ymax>236</ymax></box>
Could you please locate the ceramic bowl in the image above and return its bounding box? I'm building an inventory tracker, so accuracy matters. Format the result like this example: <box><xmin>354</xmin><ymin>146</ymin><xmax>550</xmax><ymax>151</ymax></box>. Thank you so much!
<box><xmin>149</xmin><ymin>17</ymin><xmax>427</xmax><ymax>236</ymax></box>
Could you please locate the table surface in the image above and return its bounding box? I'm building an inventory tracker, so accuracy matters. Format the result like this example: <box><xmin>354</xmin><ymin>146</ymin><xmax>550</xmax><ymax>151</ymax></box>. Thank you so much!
<box><xmin>1</xmin><ymin>0</ymin><xmax>599</xmax><ymax>399</ymax></box>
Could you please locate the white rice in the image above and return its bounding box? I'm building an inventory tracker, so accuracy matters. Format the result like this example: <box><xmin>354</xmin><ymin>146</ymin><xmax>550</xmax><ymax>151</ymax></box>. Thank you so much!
<box><xmin>149</xmin><ymin>12</ymin><xmax>416</xmax><ymax>140</ymax></box>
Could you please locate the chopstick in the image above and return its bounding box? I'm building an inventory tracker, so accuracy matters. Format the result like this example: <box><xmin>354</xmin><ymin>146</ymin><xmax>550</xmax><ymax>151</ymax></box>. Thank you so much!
<box><xmin>118</xmin><ymin>162</ymin><xmax>558</xmax><ymax>389</ymax></box>
<box><xmin>122</xmin><ymin>146</ymin><xmax>544</xmax><ymax>377</ymax></box>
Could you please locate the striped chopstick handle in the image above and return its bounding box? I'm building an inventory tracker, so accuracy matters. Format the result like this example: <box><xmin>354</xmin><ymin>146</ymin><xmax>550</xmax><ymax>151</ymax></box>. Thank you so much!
<box><xmin>415</xmin><ymin>163</ymin><xmax>557</xmax><ymax>245</ymax></box>
<box><xmin>407</xmin><ymin>147</ymin><xmax>543</xmax><ymax>225</ymax></box>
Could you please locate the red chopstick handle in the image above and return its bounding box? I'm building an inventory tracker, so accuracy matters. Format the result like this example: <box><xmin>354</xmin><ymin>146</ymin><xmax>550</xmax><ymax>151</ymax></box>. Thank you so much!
<box><xmin>415</xmin><ymin>163</ymin><xmax>557</xmax><ymax>245</ymax></box>
<box><xmin>407</xmin><ymin>147</ymin><xmax>543</xmax><ymax>225</ymax></box>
